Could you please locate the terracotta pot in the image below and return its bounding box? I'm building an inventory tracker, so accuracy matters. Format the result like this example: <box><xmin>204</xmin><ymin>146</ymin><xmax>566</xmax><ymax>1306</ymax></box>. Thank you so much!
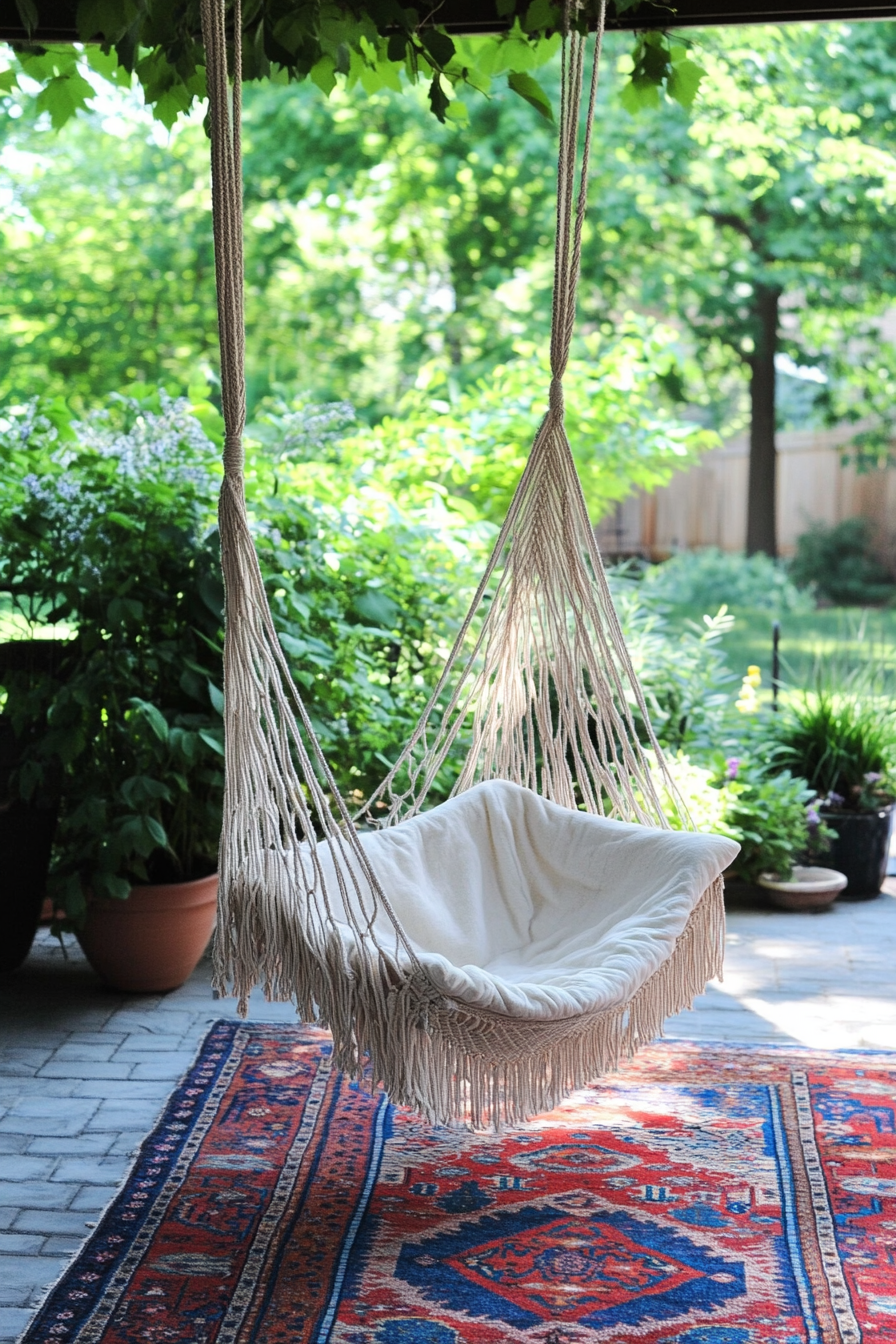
<box><xmin>757</xmin><ymin>865</ymin><xmax>848</xmax><ymax>912</ymax></box>
<box><xmin>79</xmin><ymin>873</ymin><xmax>217</xmax><ymax>992</ymax></box>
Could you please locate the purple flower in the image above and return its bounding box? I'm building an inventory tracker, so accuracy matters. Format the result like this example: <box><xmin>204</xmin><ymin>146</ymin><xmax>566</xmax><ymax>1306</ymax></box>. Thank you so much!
<box><xmin>864</xmin><ymin>772</ymin><xmax>882</xmax><ymax>784</ymax></box>
<box><xmin>725</xmin><ymin>757</ymin><xmax>740</xmax><ymax>781</ymax></box>
<box><xmin>806</xmin><ymin>807</ymin><xmax>820</xmax><ymax>830</ymax></box>
<box><xmin>826</xmin><ymin>791</ymin><xmax>845</xmax><ymax>807</ymax></box>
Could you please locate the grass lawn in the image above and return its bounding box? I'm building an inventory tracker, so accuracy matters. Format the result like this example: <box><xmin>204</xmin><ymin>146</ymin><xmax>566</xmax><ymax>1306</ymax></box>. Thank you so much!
<box><xmin>666</xmin><ymin>604</ymin><xmax>896</xmax><ymax>692</ymax></box>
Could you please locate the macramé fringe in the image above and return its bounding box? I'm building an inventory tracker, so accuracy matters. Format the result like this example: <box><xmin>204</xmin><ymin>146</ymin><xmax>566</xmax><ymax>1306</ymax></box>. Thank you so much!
<box><xmin>213</xmin><ymin>873</ymin><xmax>725</xmax><ymax>1130</ymax></box>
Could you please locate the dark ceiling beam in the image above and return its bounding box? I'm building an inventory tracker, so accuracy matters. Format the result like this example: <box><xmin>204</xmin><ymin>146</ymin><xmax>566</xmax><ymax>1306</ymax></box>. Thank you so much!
<box><xmin>2</xmin><ymin>0</ymin><xmax>896</xmax><ymax>43</ymax></box>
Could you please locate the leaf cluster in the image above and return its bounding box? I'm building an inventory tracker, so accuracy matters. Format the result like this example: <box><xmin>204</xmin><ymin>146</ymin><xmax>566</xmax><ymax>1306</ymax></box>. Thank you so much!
<box><xmin>713</xmin><ymin>757</ymin><xmax>823</xmax><ymax>885</ymax></box>
<box><xmin>2</xmin><ymin>0</ymin><xmax>704</xmax><ymax>131</ymax></box>
<box><xmin>765</xmin><ymin>677</ymin><xmax>896</xmax><ymax>811</ymax></box>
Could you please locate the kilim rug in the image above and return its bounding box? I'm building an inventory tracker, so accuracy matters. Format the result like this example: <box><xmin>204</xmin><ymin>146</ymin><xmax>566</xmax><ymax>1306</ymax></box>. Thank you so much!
<box><xmin>22</xmin><ymin>1022</ymin><xmax>896</xmax><ymax>1344</ymax></box>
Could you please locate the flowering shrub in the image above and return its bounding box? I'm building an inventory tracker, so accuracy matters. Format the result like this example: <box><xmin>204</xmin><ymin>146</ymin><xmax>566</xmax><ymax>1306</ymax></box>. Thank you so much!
<box><xmin>0</xmin><ymin>393</ymin><xmax>226</xmax><ymax>922</ymax></box>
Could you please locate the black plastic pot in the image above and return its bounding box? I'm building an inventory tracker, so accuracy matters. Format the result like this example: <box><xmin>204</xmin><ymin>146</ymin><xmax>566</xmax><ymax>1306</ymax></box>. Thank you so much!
<box><xmin>0</xmin><ymin>796</ymin><xmax>58</xmax><ymax>972</ymax></box>
<box><xmin>819</xmin><ymin>805</ymin><xmax>894</xmax><ymax>901</ymax></box>
<box><xmin>0</xmin><ymin>639</ymin><xmax>71</xmax><ymax>972</ymax></box>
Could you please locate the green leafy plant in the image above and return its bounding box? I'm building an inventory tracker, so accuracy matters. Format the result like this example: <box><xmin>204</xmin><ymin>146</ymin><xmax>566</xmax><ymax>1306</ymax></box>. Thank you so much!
<box><xmin>716</xmin><ymin>757</ymin><xmax>833</xmax><ymax>884</ymax></box>
<box><xmin>659</xmin><ymin>750</ymin><xmax>832</xmax><ymax>884</ymax></box>
<box><xmin>1</xmin><ymin>3</ymin><xmax>702</xmax><ymax>131</ymax></box>
<box><xmin>244</xmin><ymin>440</ymin><xmax>480</xmax><ymax>806</ymax></box>
<box><xmin>790</xmin><ymin>518</ymin><xmax>894</xmax><ymax>607</ymax></box>
<box><xmin>766</xmin><ymin>675</ymin><xmax>896</xmax><ymax>813</ymax></box>
<box><xmin>306</xmin><ymin>327</ymin><xmax>717</xmax><ymax>529</ymax></box>
<box><xmin>608</xmin><ymin>571</ymin><xmax>739</xmax><ymax>755</ymax></box>
<box><xmin>0</xmin><ymin>393</ymin><xmax>227</xmax><ymax>925</ymax></box>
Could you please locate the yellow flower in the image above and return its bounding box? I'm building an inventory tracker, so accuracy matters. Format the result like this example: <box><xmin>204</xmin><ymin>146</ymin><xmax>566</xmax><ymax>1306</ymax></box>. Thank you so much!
<box><xmin>736</xmin><ymin>668</ymin><xmax>760</xmax><ymax>713</ymax></box>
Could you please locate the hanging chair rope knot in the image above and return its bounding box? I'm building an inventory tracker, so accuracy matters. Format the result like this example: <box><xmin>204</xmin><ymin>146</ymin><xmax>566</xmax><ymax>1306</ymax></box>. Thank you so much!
<box><xmin>198</xmin><ymin>0</ymin><xmax>733</xmax><ymax>1129</ymax></box>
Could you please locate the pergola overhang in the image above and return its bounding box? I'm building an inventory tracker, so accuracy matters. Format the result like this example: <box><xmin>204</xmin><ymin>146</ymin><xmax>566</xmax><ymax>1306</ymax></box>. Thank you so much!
<box><xmin>2</xmin><ymin>0</ymin><xmax>896</xmax><ymax>43</ymax></box>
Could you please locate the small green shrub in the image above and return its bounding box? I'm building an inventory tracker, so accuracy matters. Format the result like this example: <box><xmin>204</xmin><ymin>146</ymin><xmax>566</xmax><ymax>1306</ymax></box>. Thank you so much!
<box><xmin>765</xmin><ymin>676</ymin><xmax>896</xmax><ymax>810</ymax></box>
<box><xmin>717</xmin><ymin>758</ymin><xmax>834</xmax><ymax>883</ymax></box>
<box><xmin>790</xmin><ymin>518</ymin><xmax>894</xmax><ymax>606</ymax></box>
<box><xmin>637</xmin><ymin>547</ymin><xmax>813</xmax><ymax>615</ymax></box>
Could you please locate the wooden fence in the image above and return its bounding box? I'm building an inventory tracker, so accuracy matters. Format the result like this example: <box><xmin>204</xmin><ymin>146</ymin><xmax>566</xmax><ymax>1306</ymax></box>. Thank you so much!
<box><xmin>594</xmin><ymin>424</ymin><xmax>896</xmax><ymax>563</ymax></box>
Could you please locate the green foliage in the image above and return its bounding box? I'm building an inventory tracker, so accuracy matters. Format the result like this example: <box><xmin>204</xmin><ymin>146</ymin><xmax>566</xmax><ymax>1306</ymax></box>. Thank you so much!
<box><xmin>639</xmin><ymin>547</ymin><xmax>814</xmax><ymax>616</ymax></box>
<box><xmin>609</xmin><ymin>574</ymin><xmax>738</xmax><ymax>755</ymax></box>
<box><xmin>0</xmin><ymin>393</ymin><xmax>226</xmax><ymax>922</ymax></box>
<box><xmin>242</xmin><ymin>439</ymin><xmax>479</xmax><ymax>805</ymax></box>
<box><xmin>617</xmin><ymin>33</ymin><xmax>704</xmax><ymax>114</ymax></box>
<box><xmin>714</xmin><ymin>758</ymin><xmax>826</xmax><ymax>885</ymax></box>
<box><xmin>1</xmin><ymin>1</ymin><xmax>695</xmax><ymax>131</ymax></box>
<box><xmin>0</xmin><ymin>112</ymin><xmax>217</xmax><ymax>408</ymax></box>
<box><xmin>658</xmin><ymin>750</ymin><xmax>826</xmax><ymax>884</ymax></box>
<box><xmin>765</xmin><ymin>675</ymin><xmax>896</xmax><ymax>811</ymax></box>
<box><xmin>790</xmin><ymin>518</ymin><xmax>895</xmax><ymax>607</ymax></box>
<box><xmin>305</xmin><ymin>330</ymin><xmax>716</xmax><ymax>528</ymax></box>
<box><xmin>591</xmin><ymin>23</ymin><xmax>896</xmax><ymax>447</ymax></box>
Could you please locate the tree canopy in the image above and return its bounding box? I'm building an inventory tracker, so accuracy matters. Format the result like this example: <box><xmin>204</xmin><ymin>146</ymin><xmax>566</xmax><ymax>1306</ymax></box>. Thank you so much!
<box><xmin>582</xmin><ymin>21</ymin><xmax>896</xmax><ymax>552</ymax></box>
<box><xmin>3</xmin><ymin>16</ymin><xmax>896</xmax><ymax>556</ymax></box>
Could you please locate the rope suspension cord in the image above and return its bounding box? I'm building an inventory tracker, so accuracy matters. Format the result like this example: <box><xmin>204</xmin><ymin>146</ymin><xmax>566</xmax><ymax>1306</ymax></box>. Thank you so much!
<box><xmin>359</xmin><ymin>2</ymin><xmax>677</xmax><ymax>828</ymax></box>
<box><xmin>199</xmin><ymin>0</ymin><xmax>727</xmax><ymax>1129</ymax></box>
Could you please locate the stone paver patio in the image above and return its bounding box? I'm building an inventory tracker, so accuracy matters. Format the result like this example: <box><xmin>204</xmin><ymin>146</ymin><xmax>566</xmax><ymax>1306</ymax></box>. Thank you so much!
<box><xmin>2</xmin><ymin>885</ymin><xmax>895</xmax><ymax>1342</ymax></box>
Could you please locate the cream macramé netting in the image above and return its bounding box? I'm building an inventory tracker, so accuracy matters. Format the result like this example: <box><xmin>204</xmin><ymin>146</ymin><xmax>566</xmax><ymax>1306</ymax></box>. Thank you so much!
<box><xmin>200</xmin><ymin>0</ymin><xmax>733</xmax><ymax>1128</ymax></box>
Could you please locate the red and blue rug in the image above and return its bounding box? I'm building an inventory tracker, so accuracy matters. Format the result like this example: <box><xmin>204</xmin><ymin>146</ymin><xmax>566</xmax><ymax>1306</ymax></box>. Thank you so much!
<box><xmin>23</xmin><ymin>1022</ymin><xmax>896</xmax><ymax>1343</ymax></box>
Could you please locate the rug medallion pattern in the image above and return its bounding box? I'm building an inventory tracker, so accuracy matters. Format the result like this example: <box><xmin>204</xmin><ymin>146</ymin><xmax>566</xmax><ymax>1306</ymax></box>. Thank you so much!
<box><xmin>22</xmin><ymin>1023</ymin><xmax>896</xmax><ymax>1343</ymax></box>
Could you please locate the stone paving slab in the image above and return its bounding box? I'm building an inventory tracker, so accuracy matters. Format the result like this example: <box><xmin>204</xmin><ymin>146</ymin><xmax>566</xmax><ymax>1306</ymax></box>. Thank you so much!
<box><xmin>1</xmin><ymin>885</ymin><xmax>895</xmax><ymax>1340</ymax></box>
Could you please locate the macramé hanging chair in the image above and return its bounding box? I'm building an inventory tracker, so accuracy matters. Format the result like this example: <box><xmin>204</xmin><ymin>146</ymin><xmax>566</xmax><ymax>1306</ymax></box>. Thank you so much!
<box><xmin>200</xmin><ymin>0</ymin><xmax>738</xmax><ymax>1128</ymax></box>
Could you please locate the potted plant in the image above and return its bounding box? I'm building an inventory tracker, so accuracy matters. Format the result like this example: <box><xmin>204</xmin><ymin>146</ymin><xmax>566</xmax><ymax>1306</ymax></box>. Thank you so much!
<box><xmin>768</xmin><ymin>681</ymin><xmax>896</xmax><ymax>900</ymax></box>
<box><xmin>711</xmin><ymin>757</ymin><xmax>842</xmax><ymax>908</ymax></box>
<box><xmin>0</xmin><ymin>395</ymin><xmax>226</xmax><ymax>990</ymax></box>
<box><xmin>656</xmin><ymin>751</ymin><xmax>841</xmax><ymax>910</ymax></box>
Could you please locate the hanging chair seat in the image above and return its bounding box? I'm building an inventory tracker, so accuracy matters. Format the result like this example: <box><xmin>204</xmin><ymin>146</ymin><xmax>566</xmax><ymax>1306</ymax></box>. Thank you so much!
<box><xmin>313</xmin><ymin>780</ymin><xmax>738</xmax><ymax>1023</ymax></box>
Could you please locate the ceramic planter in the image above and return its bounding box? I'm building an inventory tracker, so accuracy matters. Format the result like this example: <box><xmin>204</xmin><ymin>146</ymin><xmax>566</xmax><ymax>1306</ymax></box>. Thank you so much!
<box><xmin>757</xmin><ymin>865</ymin><xmax>848</xmax><ymax>912</ymax></box>
<box><xmin>79</xmin><ymin>873</ymin><xmax>218</xmax><ymax>992</ymax></box>
<box><xmin>819</xmin><ymin>804</ymin><xmax>893</xmax><ymax>901</ymax></box>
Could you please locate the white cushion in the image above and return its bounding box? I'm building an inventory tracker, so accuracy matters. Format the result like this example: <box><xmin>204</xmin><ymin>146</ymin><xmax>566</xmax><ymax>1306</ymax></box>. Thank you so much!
<box><xmin>314</xmin><ymin>779</ymin><xmax>738</xmax><ymax>1022</ymax></box>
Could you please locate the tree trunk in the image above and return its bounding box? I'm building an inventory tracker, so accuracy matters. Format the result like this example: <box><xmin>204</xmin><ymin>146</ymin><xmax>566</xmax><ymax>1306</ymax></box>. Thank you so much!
<box><xmin>746</xmin><ymin>285</ymin><xmax>780</xmax><ymax>557</ymax></box>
